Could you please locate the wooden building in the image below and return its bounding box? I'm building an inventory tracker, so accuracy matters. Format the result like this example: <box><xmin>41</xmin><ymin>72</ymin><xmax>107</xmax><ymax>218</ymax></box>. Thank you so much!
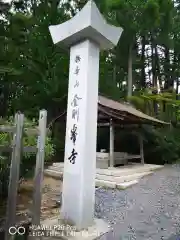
<box><xmin>97</xmin><ymin>95</ymin><xmax>169</xmax><ymax>168</ymax></box>
<box><xmin>50</xmin><ymin>95</ymin><xmax>169</xmax><ymax>169</ymax></box>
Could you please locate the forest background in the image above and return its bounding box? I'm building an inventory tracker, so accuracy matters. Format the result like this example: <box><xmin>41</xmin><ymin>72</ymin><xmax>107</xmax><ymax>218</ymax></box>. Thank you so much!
<box><xmin>1</xmin><ymin>0</ymin><xmax>180</xmax><ymax>193</ymax></box>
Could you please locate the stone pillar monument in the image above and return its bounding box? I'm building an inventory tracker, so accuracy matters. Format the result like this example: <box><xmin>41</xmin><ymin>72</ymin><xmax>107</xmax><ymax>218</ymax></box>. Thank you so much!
<box><xmin>49</xmin><ymin>0</ymin><xmax>123</xmax><ymax>230</ymax></box>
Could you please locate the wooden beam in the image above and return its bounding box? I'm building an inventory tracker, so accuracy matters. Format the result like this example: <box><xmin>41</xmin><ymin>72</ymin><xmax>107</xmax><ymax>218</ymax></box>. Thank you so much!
<box><xmin>24</xmin><ymin>127</ymin><xmax>39</xmax><ymax>136</ymax></box>
<box><xmin>98</xmin><ymin>105</ymin><xmax>124</xmax><ymax>120</ymax></box>
<box><xmin>0</xmin><ymin>125</ymin><xmax>15</xmax><ymax>133</ymax></box>
<box><xmin>0</xmin><ymin>145</ymin><xmax>37</xmax><ymax>153</ymax></box>
<box><xmin>5</xmin><ymin>113</ymin><xmax>24</xmax><ymax>240</ymax></box>
<box><xmin>127</xmin><ymin>154</ymin><xmax>141</xmax><ymax>159</ymax></box>
<box><xmin>139</xmin><ymin>134</ymin><xmax>144</xmax><ymax>164</ymax></box>
<box><xmin>0</xmin><ymin>125</ymin><xmax>50</xmax><ymax>136</ymax></box>
<box><xmin>24</xmin><ymin>127</ymin><xmax>50</xmax><ymax>136</ymax></box>
<box><xmin>97</xmin><ymin>123</ymin><xmax>110</xmax><ymax>127</ymax></box>
<box><xmin>109</xmin><ymin>118</ymin><xmax>114</xmax><ymax>167</ymax></box>
<box><xmin>32</xmin><ymin>110</ymin><xmax>47</xmax><ymax>225</ymax></box>
<box><xmin>97</xmin><ymin>123</ymin><xmax>142</xmax><ymax>128</ymax></box>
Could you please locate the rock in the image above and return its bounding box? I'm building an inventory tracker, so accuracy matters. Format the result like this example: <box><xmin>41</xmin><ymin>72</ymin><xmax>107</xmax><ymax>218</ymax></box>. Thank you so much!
<box><xmin>53</xmin><ymin>193</ymin><xmax>62</xmax><ymax>206</ymax></box>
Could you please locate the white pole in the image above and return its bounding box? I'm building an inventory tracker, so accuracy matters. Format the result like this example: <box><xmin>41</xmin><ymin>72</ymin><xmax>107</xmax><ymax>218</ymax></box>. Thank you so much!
<box><xmin>49</xmin><ymin>0</ymin><xmax>123</xmax><ymax>230</ymax></box>
<box><xmin>62</xmin><ymin>39</ymin><xmax>99</xmax><ymax>228</ymax></box>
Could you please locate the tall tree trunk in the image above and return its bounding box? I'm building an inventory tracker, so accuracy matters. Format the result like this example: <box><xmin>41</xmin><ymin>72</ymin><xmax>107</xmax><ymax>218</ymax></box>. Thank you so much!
<box><xmin>164</xmin><ymin>46</ymin><xmax>172</xmax><ymax>90</ymax></box>
<box><xmin>127</xmin><ymin>43</ymin><xmax>133</xmax><ymax>98</ymax></box>
<box><xmin>175</xmin><ymin>68</ymin><xmax>179</xmax><ymax>124</ymax></box>
<box><xmin>151</xmin><ymin>38</ymin><xmax>157</xmax><ymax>88</ymax></box>
<box><xmin>176</xmin><ymin>79</ymin><xmax>179</xmax><ymax>98</ymax></box>
<box><xmin>141</xmin><ymin>36</ymin><xmax>146</xmax><ymax>88</ymax></box>
<box><xmin>113</xmin><ymin>65</ymin><xmax>116</xmax><ymax>84</ymax></box>
<box><xmin>146</xmin><ymin>48</ymin><xmax>151</xmax><ymax>84</ymax></box>
<box><xmin>151</xmin><ymin>35</ymin><xmax>158</xmax><ymax>116</ymax></box>
<box><xmin>155</xmin><ymin>45</ymin><xmax>161</xmax><ymax>91</ymax></box>
<box><xmin>173</xmin><ymin>52</ymin><xmax>178</xmax><ymax>99</ymax></box>
<box><xmin>0</xmin><ymin>85</ymin><xmax>9</xmax><ymax>117</ymax></box>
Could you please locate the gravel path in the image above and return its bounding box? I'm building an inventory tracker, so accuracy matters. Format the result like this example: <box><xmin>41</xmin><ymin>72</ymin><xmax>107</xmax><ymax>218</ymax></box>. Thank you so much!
<box><xmin>95</xmin><ymin>165</ymin><xmax>180</xmax><ymax>240</ymax></box>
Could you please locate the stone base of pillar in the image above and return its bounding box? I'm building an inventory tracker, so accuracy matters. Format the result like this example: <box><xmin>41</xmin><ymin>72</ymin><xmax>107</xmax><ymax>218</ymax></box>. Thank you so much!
<box><xmin>34</xmin><ymin>216</ymin><xmax>111</xmax><ymax>240</ymax></box>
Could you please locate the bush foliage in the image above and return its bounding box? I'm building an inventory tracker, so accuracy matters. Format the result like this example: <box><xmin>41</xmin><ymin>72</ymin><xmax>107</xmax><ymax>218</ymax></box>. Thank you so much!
<box><xmin>0</xmin><ymin>116</ymin><xmax>55</xmax><ymax>199</ymax></box>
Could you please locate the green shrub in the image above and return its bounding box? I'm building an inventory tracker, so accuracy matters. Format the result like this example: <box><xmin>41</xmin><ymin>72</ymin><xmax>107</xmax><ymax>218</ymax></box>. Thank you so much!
<box><xmin>142</xmin><ymin>125</ymin><xmax>180</xmax><ymax>164</ymax></box>
<box><xmin>97</xmin><ymin>123</ymin><xmax>180</xmax><ymax>165</ymax></box>
<box><xmin>0</xmin><ymin>116</ymin><xmax>55</xmax><ymax>200</ymax></box>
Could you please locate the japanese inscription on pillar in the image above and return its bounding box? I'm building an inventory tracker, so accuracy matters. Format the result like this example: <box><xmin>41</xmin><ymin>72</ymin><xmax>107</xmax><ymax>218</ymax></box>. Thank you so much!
<box><xmin>68</xmin><ymin>55</ymin><xmax>82</xmax><ymax>164</ymax></box>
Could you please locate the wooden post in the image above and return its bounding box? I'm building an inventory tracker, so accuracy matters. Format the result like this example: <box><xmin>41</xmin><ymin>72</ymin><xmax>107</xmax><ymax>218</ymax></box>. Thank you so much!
<box><xmin>139</xmin><ymin>134</ymin><xmax>144</xmax><ymax>164</ymax></box>
<box><xmin>32</xmin><ymin>110</ymin><xmax>47</xmax><ymax>225</ymax></box>
<box><xmin>109</xmin><ymin>118</ymin><xmax>114</xmax><ymax>167</ymax></box>
<box><xmin>5</xmin><ymin>113</ymin><xmax>24</xmax><ymax>240</ymax></box>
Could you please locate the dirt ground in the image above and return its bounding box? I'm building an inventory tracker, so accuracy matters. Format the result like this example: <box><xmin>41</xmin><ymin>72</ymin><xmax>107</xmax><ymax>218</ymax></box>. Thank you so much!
<box><xmin>16</xmin><ymin>176</ymin><xmax>62</xmax><ymax>221</ymax></box>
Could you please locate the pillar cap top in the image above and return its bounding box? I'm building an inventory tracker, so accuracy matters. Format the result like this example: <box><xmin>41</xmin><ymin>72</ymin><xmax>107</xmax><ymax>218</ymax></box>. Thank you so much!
<box><xmin>49</xmin><ymin>0</ymin><xmax>123</xmax><ymax>50</ymax></box>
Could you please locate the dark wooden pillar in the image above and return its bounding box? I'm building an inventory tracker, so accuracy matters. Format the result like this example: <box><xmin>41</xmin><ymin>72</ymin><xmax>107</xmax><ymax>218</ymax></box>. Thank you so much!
<box><xmin>109</xmin><ymin>118</ymin><xmax>114</xmax><ymax>167</ymax></box>
<box><xmin>139</xmin><ymin>134</ymin><xmax>144</xmax><ymax>164</ymax></box>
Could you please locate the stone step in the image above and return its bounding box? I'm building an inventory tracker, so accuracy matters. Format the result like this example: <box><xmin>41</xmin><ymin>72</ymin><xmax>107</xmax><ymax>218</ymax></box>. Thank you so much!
<box><xmin>49</xmin><ymin>163</ymin><xmax>163</xmax><ymax>175</ymax></box>
<box><xmin>45</xmin><ymin>170</ymin><xmax>116</xmax><ymax>189</ymax></box>
<box><xmin>95</xmin><ymin>179</ymin><xmax>139</xmax><ymax>189</ymax></box>
<box><xmin>45</xmin><ymin>169</ymin><xmax>153</xmax><ymax>183</ymax></box>
<box><xmin>46</xmin><ymin>167</ymin><xmax>152</xmax><ymax>182</ymax></box>
<box><xmin>96</xmin><ymin>165</ymin><xmax>163</xmax><ymax>176</ymax></box>
<box><xmin>52</xmin><ymin>162</ymin><xmax>64</xmax><ymax>168</ymax></box>
<box><xmin>96</xmin><ymin>171</ymin><xmax>153</xmax><ymax>183</ymax></box>
<box><xmin>44</xmin><ymin>170</ymin><xmax>141</xmax><ymax>189</ymax></box>
<box><xmin>48</xmin><ymin>166</ymin><xmax>64</xmax><ymax>172</ymax></box>
<box><xmin>48</xmin><ymin>164</ymin><xmax>163</xmax><ymax>176</ymax></box>
<box><xmin>48</xmin><ymin>165</ymin><xmax>147</xmax><ymax>175</ymax></box>
<box><xmin>95</xmin><ymin>179</ymin><xmax>116</xmax><ymax>188</ymax></box>
<box><xmin>44</xmin><ymin>169</ymin><xmax>63</xmax><ymax>179</ymax></box>
<box><xmin>116</xmin><ymin>180</ymin><xmax>139</xmax><ymax>189</ymax></box>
